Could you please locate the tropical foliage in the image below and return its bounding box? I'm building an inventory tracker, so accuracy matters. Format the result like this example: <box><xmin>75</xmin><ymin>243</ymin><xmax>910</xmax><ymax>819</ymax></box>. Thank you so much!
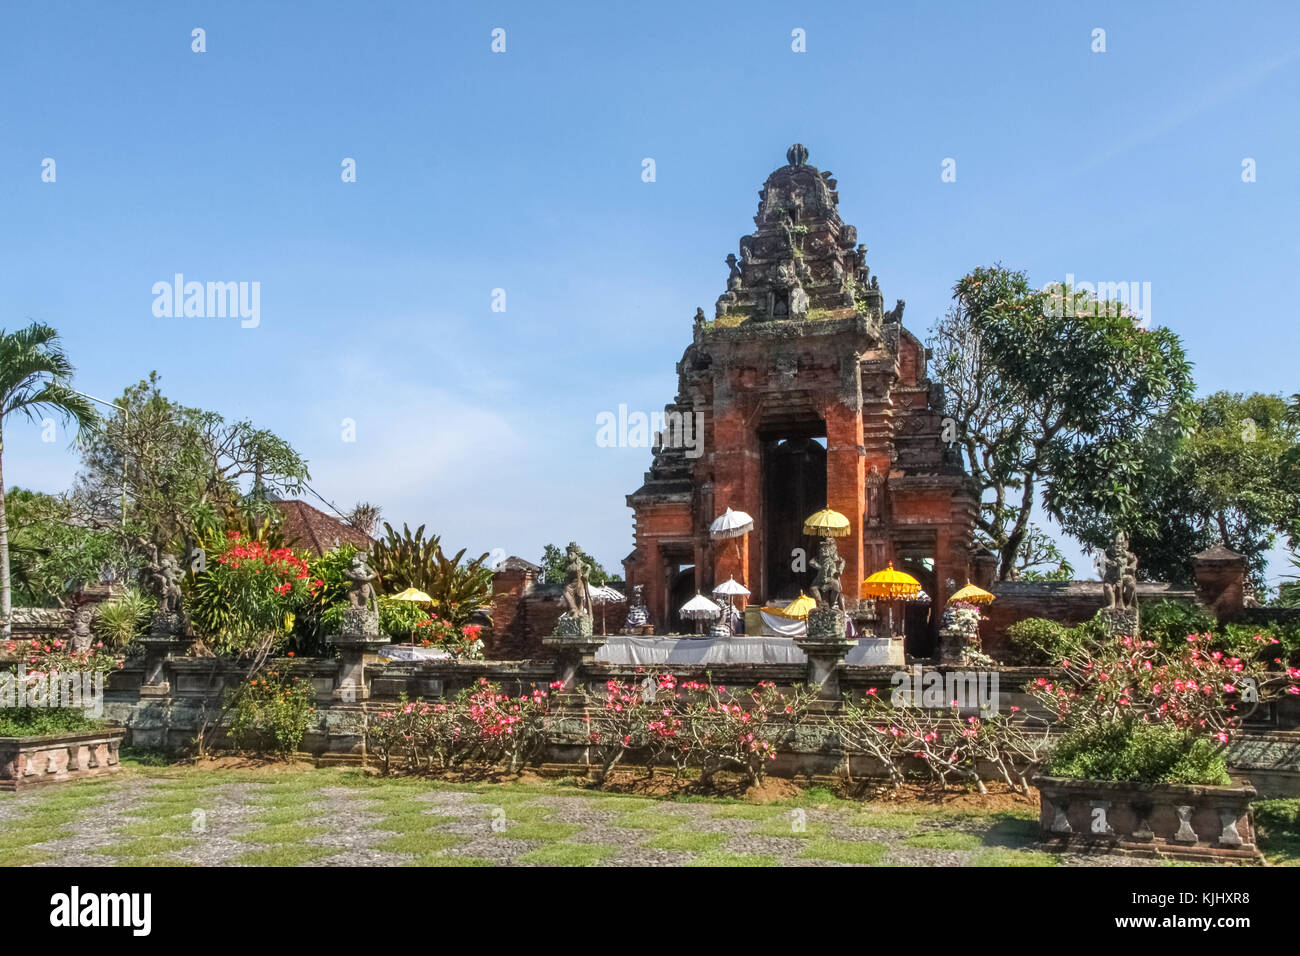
<box><xmin>1054</xmin><ymin>391</ymin><xmax>1300</xmax><ymax>589</ymax></box>
<box><xmin>4</xmin><ymin>488</ymin><xmax>125</xmax><ymax>607</ymax></box>
<box><xmin>0</xmin><ymin>322</ymin><xmax>98</xmax><ymax>635</ymax></box>
<box><xmin>369</xmin><ymin>522</ymin><xmax>492</xmax><ymax>626</ymax></box>
<box><xmin>188</xmin><ymin>531</ymin><xmax>322</xmax><ymax>655</ymax></box>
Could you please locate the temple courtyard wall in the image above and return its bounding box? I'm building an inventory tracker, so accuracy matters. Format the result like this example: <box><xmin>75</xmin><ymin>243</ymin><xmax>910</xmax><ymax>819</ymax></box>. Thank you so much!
<box><xmin>76</xmin><ymin>642</ymin><xmax>1300</xmax><ymax>797</ymax></box>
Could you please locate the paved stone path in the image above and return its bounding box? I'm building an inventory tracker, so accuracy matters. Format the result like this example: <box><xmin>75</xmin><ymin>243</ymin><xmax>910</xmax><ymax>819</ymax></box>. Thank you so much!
<box><xmin>0</xmin><ymin>768</ymin><xmax>1161</xmax><ymax>867</ymax></box>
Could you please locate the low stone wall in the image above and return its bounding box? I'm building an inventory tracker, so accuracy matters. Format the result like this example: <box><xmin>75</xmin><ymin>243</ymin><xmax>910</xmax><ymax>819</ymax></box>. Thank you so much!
<box><xmin>0</xmin><ymin>726</ymin><xmax>126</xmax><ymax>791</ymax></box>
<box><xmin>1034</xmin><ymin>776</ymin><xmax>1261</xmax><ymax>863</ymax></box>
<box><xmin>87</xmin><ymin>641</ymin><xmax>1300</xmax><ymax>796</ymax></box>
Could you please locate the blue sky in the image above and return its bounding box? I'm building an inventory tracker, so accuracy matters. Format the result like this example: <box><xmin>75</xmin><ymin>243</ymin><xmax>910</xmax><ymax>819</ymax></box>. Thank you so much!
<box><xmin>2</xmin><ymin>1</ymin><xmax>1297</xmax><ymax>584</ymax></box>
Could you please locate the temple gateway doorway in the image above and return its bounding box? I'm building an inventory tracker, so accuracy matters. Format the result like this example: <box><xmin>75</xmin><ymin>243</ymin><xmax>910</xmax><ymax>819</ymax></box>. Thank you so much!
<box><xmin>762</xmin><ymin>433</ymin><xmax>826</xmax><ymax>601</ymax></box>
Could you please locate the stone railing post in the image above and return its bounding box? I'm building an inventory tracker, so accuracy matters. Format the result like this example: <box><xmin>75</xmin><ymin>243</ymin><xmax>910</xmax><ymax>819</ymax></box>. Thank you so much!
<box><xmin>542</xmin><ymin>627</ymin><xmax>607</xmax><ymax>693</ymax></box>
<box><xmin>796</xmin><ymin>607</ymin><xmax>856</xmax><ymax>700</ymax></box>
<box><xmin>137</xmin><ymin>610</ymin><xmax>191</xmax><ymax>697</ymax></box>
<box><xmin>1193</xmin><ymin>543</ymin><xmax>1247</xmax><ymax>623</ymax></box>
<box><xmin>326</xmin><ymin>606</ymin><xmax>390</xmax><ymax>702</ymax></box>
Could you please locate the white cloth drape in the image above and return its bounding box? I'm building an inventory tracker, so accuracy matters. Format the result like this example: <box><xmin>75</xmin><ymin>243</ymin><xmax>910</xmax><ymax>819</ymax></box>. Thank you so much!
<box><xmin>759</xmin><ymin>610</ymin><xmax>807</xmax><ymax>638</ymax></box>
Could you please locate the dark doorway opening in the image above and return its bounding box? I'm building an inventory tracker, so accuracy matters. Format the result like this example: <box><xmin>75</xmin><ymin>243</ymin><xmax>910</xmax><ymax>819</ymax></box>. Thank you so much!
<box><xmin>761</xmin><ymin>429</ymin><xmax>827</xmax><ymax>601</ymax></box>
<box><xmin>897</xmin><ymin>554</ymin><xmax>937</xmax><ymax>658</ymax></box>
<box><xmin>668</xmin><ymin>565</ymin><xmax>695</xmax><ymax>633</ymax></box>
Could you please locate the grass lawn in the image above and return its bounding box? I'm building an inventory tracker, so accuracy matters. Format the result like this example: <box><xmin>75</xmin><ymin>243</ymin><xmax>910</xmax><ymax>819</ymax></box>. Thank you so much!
<box><xmin>0</xmin><ymin>756</ymin><xmax>1291</xmax><ymax>867</ymax></box>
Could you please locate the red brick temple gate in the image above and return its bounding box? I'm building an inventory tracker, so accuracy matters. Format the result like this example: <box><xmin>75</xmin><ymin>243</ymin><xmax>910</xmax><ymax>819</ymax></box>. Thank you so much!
<box><xmin>625</xmin><ymin>145</ymin><xmax>979</xmax><ymax>652</ymax></box>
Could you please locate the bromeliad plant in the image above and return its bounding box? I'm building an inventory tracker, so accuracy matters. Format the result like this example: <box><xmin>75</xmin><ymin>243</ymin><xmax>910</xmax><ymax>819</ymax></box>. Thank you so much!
<box><xmin>93</xmin><ymin>587</ymin><xmax>155</xmax><ymax>649</ymax></box>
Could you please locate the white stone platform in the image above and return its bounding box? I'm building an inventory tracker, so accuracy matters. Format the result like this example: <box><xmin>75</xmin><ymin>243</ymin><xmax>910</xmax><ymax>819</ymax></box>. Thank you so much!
<box><xmin>595</xmin><ymin>635</ymin><xmax>904</xmax><ymax>667</ymax></box>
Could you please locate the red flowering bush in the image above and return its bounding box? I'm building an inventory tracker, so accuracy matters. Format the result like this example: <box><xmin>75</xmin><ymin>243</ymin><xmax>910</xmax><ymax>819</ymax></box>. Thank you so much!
<box><xmin>367</xmin><ymin>679</ymin><xmax>555</xmax><ymax>774</ymax></box>
<box><xmin>582</xmin><ymin>673</ymin><xmax>818</xmax><ymax>787</ymax></box>
<box><xmin>832</xmin><ymin>689</ymin><xmax>1053</xmax><ymax>792</ymax></box>
<box><xmin>191</xmin><ymin>531</ymin><xmax>323</xmax><ymax>654</ymax></box>
<box><xmin>413</xmin><ymin>615</ymin><xmax>485</xmax><ymax>659</ymax></box>
<box><xmin>1032</xmin><ymin>628</ymin><xmax>1300</xmax><ymax>784</ymax></box>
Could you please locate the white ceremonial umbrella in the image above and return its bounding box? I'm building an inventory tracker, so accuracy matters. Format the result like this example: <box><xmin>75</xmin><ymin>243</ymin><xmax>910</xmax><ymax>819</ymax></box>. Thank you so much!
<box><xmin>711</xmin><ymin>576</ymin><xmax>751</xmax><ymax>636</ymax></box>
<box><xmin>588</xmin><ymin>584</ymin><xmax>626</xmax><ymax>635</ymax></box>
<box><xmin>679</xmin><ymin>592</ymin><xmax>723</xmax><ymax>635</ymax></box>
<box><xmin>709</xmin><ymin>507</ymin><xmax>754</xmax><ymax>539</ymax></box>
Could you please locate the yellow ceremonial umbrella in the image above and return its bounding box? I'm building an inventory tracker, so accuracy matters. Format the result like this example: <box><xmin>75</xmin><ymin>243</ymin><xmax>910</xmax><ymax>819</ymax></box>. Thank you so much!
<box><xmin>390</xmin><ymin>587</ymin><xmax>434</xmax><ymax>603</ymax></box>
<box><xmin>949</xmin><ymin>582</ymin><xmax>995</xmax><ymax>605</ymax></box>
<box><xmin>861</xmin><ymin>563</ymin><xmax>922</xmax><ymax>639</ymax></box>
<box><xmin>860</xmin><ymin>563</ymin><xmax>922</xmax><ymax>600</ymax></box>
<box><xmin>803</xmin><ymin>508</ymin><xmax>851</xmax><ymax>538</ymax></box>
<box><xmin>767</xmin><ymin>592</ymin><xmax>818</xmax><ymax>620</ymax></box>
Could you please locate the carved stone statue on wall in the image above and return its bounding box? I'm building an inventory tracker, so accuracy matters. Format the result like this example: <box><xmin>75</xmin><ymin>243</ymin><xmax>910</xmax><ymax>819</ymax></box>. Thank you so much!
<box><xmin>68</xmin><ymin>591</ymin><xmax>98</xmax><ymax>653</ymax></box>
<box><xmin>344</xmin><ymin>552</ymin><xmax>379</xmax><ymax>613</ymax></box>
<box><xmin>134</xmin><ymin>538</ymin><xmax>186</xmax><ymax>638</ymax></box>
<box><xmin>623</xmin><ymin>584</ymin><xmax>649</xmax><ymax>631</ymax></box>
<box><xmin>553</xmin><ymin>542</ymin><xmax>595</xmax><ymax>639</ymax></box>
<box><xmin>1101</xmin><ymin>531</ymin><xmax>1138</xmax><ymax>610</ymax></box>
<box><xmin>338</xmin><ymin>551</ymin><xmax>381</xmax><ymax>638</ymax></box>
<box><xmin>561</xmin><ymin>542</ymin><xmax>593</xmax><ymax>618</ymax></box>
<box><xmin>809</xmin><ymin>536</ymin><xmax>845</xmax><ymax>611</ymax></box>
<box><xmin>141</xmin><ymin>549</ymin><xmax>183</xmax><ymax>617</ymax></box>
<box><xmin>725</xmin><ymin>253</ymin><xmax>743</xmax><ymax>289</ymax></box>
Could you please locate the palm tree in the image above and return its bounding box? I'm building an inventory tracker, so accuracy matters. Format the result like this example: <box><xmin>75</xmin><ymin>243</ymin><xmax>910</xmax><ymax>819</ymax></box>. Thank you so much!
<box><xmin>0</xmin><ymin>323</ymin><xmax>97</xmax><ymax>637</ymax></box>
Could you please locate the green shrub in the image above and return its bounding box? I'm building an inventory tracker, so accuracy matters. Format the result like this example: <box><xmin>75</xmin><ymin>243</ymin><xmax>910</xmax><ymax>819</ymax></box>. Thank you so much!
<box><xmin>1046</xmin><ymin>721</ymin><xmax>1230</xmax><ymax>785</ymax></box>
<box><xmin>93</xmin><ymin>587</ymin><xmax>156</xmax><ymax>649</ymax></box>
<box><xmin>225</xmin><ymin>667</ymin><xmax>316</xmax><ymax>756</ymax></box>
<box><xmin>1138</xmin><ymin>600</ymin><xmax>1216</xmax><ymax>652</ymax></box>
<box><xmin>1222</xmin><ymin>620</ymin><xmax>1300</xmax><ymax>664</ymax></box>
<box><xmin>379</xmin><ymin>598</ymin><xmax>429</xmax><ymax>640</ymax></box>
<box><xmin>1006</xmin><ymin>618</ymin><xmax>1073</xmax><ymax>665</ymax></box>
<box><xmin>0</xmin><ymin>708</ymin><xmax>100</xmax><ymax>738</ymax></box>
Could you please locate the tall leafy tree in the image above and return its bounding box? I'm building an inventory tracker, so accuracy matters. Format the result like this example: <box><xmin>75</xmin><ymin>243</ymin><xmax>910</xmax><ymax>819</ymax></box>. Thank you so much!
<box><xmin>930</xmin><ymin>266</ymin><xmax>1195</xmax><ymax>579</ymax></box>
<box><xmin>74</xmin><ymin>372</ymin><xmax>309</xmax><ymax>558</ymax></box>
<box><xmin>5</xmin><ymin>488</ymin><xmax>124</xmax><ymax>607</ymax></box>
<box><xmin>0</xmin><ymin>323</ymin><xmax>97</xmax><ymax>636</ymax></box>
<box><xmin>1055</xmin><ymin>392</ymin><xmax>1300</xmax><ymax>588</ymax></box>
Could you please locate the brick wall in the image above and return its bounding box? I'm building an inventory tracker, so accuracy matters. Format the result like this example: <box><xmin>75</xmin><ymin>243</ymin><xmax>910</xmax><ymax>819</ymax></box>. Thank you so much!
<box><xmin>489</xmin><ymin>566</ymin><xmax>567</xmax><ymax>660</ymax></box>
<box><xmin>980</xmin><ymin>581</ymin><xmax>1197</xmax><ymax>661</ymax></box>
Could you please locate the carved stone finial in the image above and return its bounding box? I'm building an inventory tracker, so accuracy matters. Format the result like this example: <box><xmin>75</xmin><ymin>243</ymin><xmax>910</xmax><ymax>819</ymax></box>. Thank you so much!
<box><xmin>786</xmin><ymin>143</ymin><xmax>809</xmax><ymax>167</ymax></box>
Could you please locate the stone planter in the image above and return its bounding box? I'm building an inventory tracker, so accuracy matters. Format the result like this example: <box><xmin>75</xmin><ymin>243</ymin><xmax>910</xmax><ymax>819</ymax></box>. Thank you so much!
<box><xmin>0</xmin><ymin>725</ymin><xmax>126</xmax><ymax>791</ymax></box>
<box><xmin>1034</xmin><ymin>775</ymin><xmax>1261</xmax><ymax>863</ymax></box>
